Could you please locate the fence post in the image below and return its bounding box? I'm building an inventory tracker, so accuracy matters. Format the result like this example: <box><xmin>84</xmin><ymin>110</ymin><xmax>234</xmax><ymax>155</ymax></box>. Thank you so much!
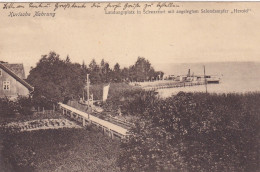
<box><xmin>82</xmin><ymin>118</ymin><xmax>86</xmax><ymax>126</ymax></box>
<box><xmin>111</xmin><ymin>131</ymin><xmax>114</xmax><ymax>139</ymax></box>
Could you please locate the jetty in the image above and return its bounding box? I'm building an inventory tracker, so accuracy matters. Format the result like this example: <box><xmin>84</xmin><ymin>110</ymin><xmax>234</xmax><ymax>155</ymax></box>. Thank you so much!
<box><xmin>142</xmin><ymin>81</ymin><xmax>206</xmax><ymax>91</ymax></box>
<box><xmin>59</xmin><ymin>103</ymin><xmax>130</xmax><ymax>140</ymax></box>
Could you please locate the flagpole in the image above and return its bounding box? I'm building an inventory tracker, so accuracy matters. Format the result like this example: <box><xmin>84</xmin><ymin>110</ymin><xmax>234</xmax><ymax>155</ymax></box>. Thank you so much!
<box><xmin>87</xmin><ymin>74</ymin><xmax>90</xmax><ymax>106</ymax></box>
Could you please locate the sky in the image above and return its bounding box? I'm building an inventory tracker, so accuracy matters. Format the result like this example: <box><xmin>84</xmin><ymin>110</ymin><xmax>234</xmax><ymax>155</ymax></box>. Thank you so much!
<box><xmin>0</xmin><ymin>2</ymin><xmax>260</xmax><ymax>76</ymax></box>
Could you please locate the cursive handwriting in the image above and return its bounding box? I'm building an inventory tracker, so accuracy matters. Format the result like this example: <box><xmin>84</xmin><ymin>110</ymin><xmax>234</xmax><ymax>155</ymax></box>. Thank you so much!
<box><xmin>3</xmin><ymin>3</ymin><xmax>24</xmax><ymax>9</ymax></box>
<box><xmin>123</xmin><ymin>3</ymin><xmax>141</xmax><ymax>10</ymax></box>
<box><xmin>104</xmin><ymin>3</ymin><xmax>122</xmax><ymax>11</ymax></box>
<box><xmin>143</xmin><ymin>3</ymin><xmax>154</xmax><ymax>12</ymax></box>
<box><xmin>91</xmin><ymin>3</ymin><xmax>101</xmax><ymax>8</ymax></box>
<box><xmin>29</xmin><ymin>3</ymin><xmax>51</xmax><ymax>9</ymax></box>
<box><xmin>156</xmin><ymin>2</ymin><xmax>180</xmax><ymax>10</ymax></box>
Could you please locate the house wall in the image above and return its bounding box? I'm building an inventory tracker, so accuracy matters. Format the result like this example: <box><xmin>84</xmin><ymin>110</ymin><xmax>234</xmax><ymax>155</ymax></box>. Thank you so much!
<box><xmin>0</xmin><ymin>69</ymin><xmax>30</xmax><ymax>99</ymax></box>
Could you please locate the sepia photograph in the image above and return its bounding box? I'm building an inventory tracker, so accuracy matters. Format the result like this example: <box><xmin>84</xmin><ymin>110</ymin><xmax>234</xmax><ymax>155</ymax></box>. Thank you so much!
<box><xmin>0</xmin><ymin>1</ymin><xmax>259</xmax><ymax>172</ymax></box>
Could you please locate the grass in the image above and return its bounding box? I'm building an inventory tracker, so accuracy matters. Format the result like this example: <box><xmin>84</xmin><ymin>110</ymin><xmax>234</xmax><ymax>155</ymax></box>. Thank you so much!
<box><xmin>0</xmin><ymin>111</ymin><xmax>120</xmax><ymax>172</ymax></box>
<box><xmin>1</xmin><ymin>127</ymin><xmax>120</xmax><ymax>172</ymax></box>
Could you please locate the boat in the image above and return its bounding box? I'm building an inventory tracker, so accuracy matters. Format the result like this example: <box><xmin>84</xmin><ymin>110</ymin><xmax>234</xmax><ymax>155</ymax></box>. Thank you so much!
<box><xmin>205</xmin><ymin>75</ymin><xmax>220</xmax><ymax>84</ymax></box>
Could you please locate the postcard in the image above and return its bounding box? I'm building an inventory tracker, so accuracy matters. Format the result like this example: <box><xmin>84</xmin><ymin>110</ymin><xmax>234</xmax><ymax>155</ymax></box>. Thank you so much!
<box><xmin>0</xmin><ymin>2</ymin><xmax>259</xmax><ymax>172</ymax></box>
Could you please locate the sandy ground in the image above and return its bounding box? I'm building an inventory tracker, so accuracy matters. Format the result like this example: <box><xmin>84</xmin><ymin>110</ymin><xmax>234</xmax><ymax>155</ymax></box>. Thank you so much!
<box><xmin>2</xmin><ymin>119</ymin><xmax>81</xmax><ymax>132</ymax></box>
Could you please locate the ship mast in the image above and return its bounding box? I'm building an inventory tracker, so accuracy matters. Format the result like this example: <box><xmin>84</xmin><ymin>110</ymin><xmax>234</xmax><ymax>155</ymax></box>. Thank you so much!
<box><xmin>204</xmin><ymin>65</ymin><xmax>208</xmax><ymax>93</ymax></box>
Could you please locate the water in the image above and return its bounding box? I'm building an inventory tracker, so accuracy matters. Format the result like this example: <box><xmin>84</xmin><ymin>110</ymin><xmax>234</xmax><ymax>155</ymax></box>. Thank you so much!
<box><xmin>157</xmin><ymin>62</ymin><xmax>260</xmax><ymax>98</ymax></box>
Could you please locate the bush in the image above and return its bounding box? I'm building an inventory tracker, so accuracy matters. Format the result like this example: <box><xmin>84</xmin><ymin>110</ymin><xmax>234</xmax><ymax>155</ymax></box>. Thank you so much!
<box><xmin>0</xmin><ymin>97</ymin><xmax>17</xmax><ymax>117</ymax></box>
<box><xmin>17</xmin><ymin>96</ymin><xmax>34</xmax><ymax>116</ymax></box>
<box><xmin>118</xmin><ymin>92</ymin><xmax>260</xmax><ymax>172</ymax></box>
<box><xmin>0</xmin><ymin>96</ymin><xmax>34</xmax><ymax>117</ymax></box>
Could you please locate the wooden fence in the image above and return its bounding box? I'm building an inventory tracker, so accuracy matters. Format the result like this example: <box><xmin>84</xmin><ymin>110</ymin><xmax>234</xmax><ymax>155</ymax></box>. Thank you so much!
<box><xmin>107</xmin><ymin>116</ymin><xmax>135</xmax><ymax>129</ymax></box>
<box><xmin>34</xmin><ymin>110</ymin><xmax>55</xmax><ymax>115</ymax></box>
<box><xmin>58</xmin><ymin>103</ymin><xmax>130</xmax><ymax>140</ymax></box>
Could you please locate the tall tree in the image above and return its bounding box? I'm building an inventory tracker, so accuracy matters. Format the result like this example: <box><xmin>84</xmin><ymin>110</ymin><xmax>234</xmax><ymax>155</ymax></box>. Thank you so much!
<box><xmin>27</xmin><ymin>52</ymin><xmax>86</xmax><ymax>108</ymax></box>
<box><xmin>89</xmin><ymin>59</ymin><xmax>101</xmax><ymax>84</ymax></box>
<box><xmin>121</xmin><ymin>67</ymin><xmax>129</xmax><ymax>82</ymax></box>
<box><xmin>113</xmin><ymin>63</ymin><xmax>121</xmax><ymax>82</ymax></box>
<box><xmin>100</xmin><ymin>59</ymin><xmax>111</xmax><ymax>83</ymax></box>
<box><xmin>133</xmin><ymin>57</ymin><xmax>153</xmax><ymax>81</ymax></box>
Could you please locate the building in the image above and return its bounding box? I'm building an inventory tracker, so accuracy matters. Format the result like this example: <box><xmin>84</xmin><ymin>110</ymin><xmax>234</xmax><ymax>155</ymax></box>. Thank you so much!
<box><xmin>0</xmin><ymin>62</ymin><xmax>34</xmax><ymax>99</ymax></box>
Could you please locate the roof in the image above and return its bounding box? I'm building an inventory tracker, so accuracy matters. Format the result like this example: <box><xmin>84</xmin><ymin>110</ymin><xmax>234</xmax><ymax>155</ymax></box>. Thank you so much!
<box><xmin>0</xmin><ymin>63</ymin><xmax>34</xmax><ymax>92</ymax></box>
<box><xmin>1</xmin><ymin>63</ymin><xmax>26</xmax><ymax>79</ymax></box>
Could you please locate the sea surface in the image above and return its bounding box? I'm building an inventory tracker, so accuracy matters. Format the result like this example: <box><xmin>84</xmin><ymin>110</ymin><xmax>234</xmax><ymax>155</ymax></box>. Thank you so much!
<box><xmin>157</xmin><ymin>62</ymin><xmax>260</xmax><ymax>98</ymax></box>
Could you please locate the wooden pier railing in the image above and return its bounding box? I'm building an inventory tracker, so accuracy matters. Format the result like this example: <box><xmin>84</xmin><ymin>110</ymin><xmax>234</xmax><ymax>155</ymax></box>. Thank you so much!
<box><xmin>143</xmin><ymin>81</ymin><xmax>205</xmax><ymax>91</ymax></box>
<box><xmin>58</xmin><ymin>103</ymin><xmax>130</xmax><ymax>139</ymax></box>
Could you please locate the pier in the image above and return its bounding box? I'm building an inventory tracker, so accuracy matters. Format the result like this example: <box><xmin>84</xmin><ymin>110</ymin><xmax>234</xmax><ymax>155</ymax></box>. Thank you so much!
<box><xmin>59</xmin><ymin>103</ymin><xmax>130</xmax><ymax>140</ymax></box>
<box><xmin>143</xmin><ymin>81</ymin><xmax>205</xmax><ymax>91</ymax></box>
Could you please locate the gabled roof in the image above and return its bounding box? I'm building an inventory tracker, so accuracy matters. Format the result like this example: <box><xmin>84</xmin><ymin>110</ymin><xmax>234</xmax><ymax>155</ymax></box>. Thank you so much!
<box><xmin>0</xmin><ymin>63</ymin><xmax>34</xmax><ymax>92</ymax></box>
<box><xmin>2</xmin><ymin>63</ymin><xmax>26</xmax><ymax>79</ymax></box>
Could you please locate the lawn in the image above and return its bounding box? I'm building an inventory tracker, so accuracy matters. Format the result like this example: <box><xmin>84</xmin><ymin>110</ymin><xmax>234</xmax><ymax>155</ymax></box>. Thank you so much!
<box><xmin>1</xmin><ymin>122</ymin><xmax>120</xmax><ymax>172</ymax></box>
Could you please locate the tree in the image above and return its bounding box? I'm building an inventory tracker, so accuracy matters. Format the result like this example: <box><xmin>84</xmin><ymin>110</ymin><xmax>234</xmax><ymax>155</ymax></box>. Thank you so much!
<box><xmin>27</xmin><ymin>52</ymin><xmax>86</xmax><ymax>108</ymax></box>
<box><xmin>82</xmin><ymin>60</ymin><xmax>87</xmax><ymax>71</ymax></box>
<box><xmin>89</xmin><ymin>59</ymin><xmax>97</xmax><ymax>70</ymax></box>
<box><xmin>112</xmin><ymin>63</ymin><xmax>121</xmax><ymax>82</ymax></box>
<box><xmin>121</xmin><ymin>67</ymin><xmax>129</xmax><ymax>82</ymax></box>
<box><xmin>130</xmin><ymin>57</ymin><xmax>160</xmax><ymax>82</ymax></box>
<box><xmin>65</xmin><ymin>55</ymin><xmax>71</xmax><ymax>63</ymax></box>
<box><xmin>89</xmin><ymin>59</ymin><xmax>102</xmax><ymax>84</ymax></box>
<box><xmin>100</xmin><ymin>59</ymin><xmax>111</xmax><ymax>83</ymax></box>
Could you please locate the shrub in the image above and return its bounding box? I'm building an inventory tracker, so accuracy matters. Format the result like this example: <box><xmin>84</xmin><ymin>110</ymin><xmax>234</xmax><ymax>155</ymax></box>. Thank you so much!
<box><xmin>0</xmin><ymin>97</ymin><xmax>17</xmax><ymax>117</ymax></box>
<box><xmin>17</xmin><ymin>96</ymin><xmax>34</xmax><ymax>116</ymax></box>
<box><xmin>118</xmin><ymin>92</ymin><xmax>260</xmax><ymax>172</ymax></box>
<box><xmin>0</xmin><ymin>96</ymin><xmax>34</xmax><ymax>117</ymax></box>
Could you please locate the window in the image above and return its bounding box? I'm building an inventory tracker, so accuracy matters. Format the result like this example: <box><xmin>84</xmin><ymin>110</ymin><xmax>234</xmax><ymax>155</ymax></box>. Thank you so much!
<box><xmin>3</xmin><ymin>81</ymin><xmax>10</xmax><ymax>90</ymax></box>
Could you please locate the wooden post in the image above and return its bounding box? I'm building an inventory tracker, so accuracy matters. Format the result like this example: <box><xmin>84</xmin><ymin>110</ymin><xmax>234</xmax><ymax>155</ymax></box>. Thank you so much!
<box><xmin>82</xmin><ymin>118</ymin><xmax>86</xmax><ymax>126</ymax></box>
<box><xmin>111</xmin><ymin>131</ymin><xmax>114</xmax><ymax>139</ymax></box>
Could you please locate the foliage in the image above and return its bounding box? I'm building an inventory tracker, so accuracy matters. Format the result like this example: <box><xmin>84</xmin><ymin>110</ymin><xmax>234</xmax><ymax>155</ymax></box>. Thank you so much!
<box><xmin>27</xmin><ymin>52</ymin><xmax>163</xmax><ymax>107</ymax></box>
<box><xmin>16</xmin><ymin>96</ymin><xmax>34</xmax><ymax>116</ymax></box>
<box><xmin>0</xmin><ymin>96</ymin><xmax>34</xmax><ymax>117</ymax></box>
<box><xmin>89</xmin><ymin>82</ymin><xmax>155</xmax><ymax>115</ymax></box>
<box><xmin>1</xmin><ymin>128</ymin><xmax>120</xmax><ymax>172</ymax></box>
<box><xmin>0</xmin><ymin>97</ymin><xmax>17</xmax><ymax>117</ymax></box>
<box><xmin>118</xmin><ymin>92</ymin><xmax>260</xmax><ymax>172</ymax></box>
<box><xmin>87</xmin><ymin>57</ymin><xmax>164</xmax><ymax>83</ymax></box>
<box><xmin>27</xmin><ymin>52</ymin><xmax>87</xmax><ymax>107</ymax></box>
<box><xmin>131</xmin><ymin>57</ymin><xmax>164</xmax><ymax>81</ymax></box>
